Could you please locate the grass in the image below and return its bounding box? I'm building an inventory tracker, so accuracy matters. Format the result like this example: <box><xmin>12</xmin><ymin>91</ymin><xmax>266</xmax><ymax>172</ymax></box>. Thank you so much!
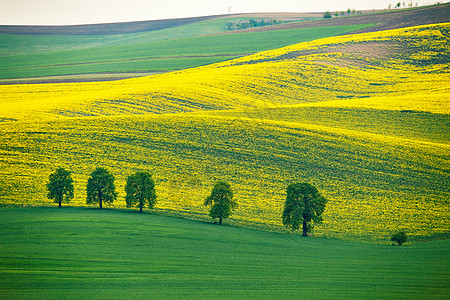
<box><xmin>0</xmin><ymin>55</ymin><xmax>240</xmax><ymax>79</ymax></box>
<box><xmin>0</xmin><ymin>207</ymin><xmax>448</xmax><ymax>299</ymax></box>
<box><xmin>0</xmin><ymin>24</ymin><xmax>374</xmax><ymax>79</ymax></box>
<box><xmin>0</xmin><ymin>17</ymin><xmax>251</xmax><ymax>56</ymax></box>
<box><xmin>0</xmin><ymin>16</ymin><xmax>314</xmax><ymax>56</ymax></box>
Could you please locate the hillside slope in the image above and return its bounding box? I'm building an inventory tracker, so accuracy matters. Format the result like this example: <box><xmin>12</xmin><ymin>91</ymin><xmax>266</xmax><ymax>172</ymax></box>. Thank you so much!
<box><xmin>0</xmin><ymin>24</ymin><xmax>372</xmax><ymax>81</ymax></box>
<box><xmin>229</xmin><ymin>3</ymin><xmax>450</xmax><ymax>35</ymax></box>
<box><xmin>0</xmin><ymin>15</ymin><xmax>219</xmax><ymax>35</ymax></box>
<box><xmin>1</xmin><ymin>23</ymin><xmax>448</xmax><ymax>120</ymax></box>
<box><xmin>1</xmin><ymin>208</ymin><xmax>448</xmax><ymax>298</ymax></box>
<box><xmin>1</xmin><ymin>4</ymin><xmax>448</xmax><ymax>84</ymax></box>
<box><xmin>0</xmin><ymin>23</ymin><xmax>448</xmax><ymax>242</ymax></box>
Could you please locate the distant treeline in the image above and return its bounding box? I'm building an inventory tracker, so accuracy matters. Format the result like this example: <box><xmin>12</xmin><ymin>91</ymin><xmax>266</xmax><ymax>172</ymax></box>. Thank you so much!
<box><xmin>225</xmin><ymin>18</ymin><xmax>318</xmax><ymax>31</ymax></box>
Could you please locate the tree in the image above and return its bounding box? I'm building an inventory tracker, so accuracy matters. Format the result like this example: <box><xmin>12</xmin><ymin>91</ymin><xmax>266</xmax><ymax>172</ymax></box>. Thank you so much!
<box><xmin>204</xmin><ymin>181</ymin><xmax>237</xmax><ymax>225</ymax></box>
<box><xmin>323</xmin><ymin>11</ymin><xmax>332</xmax><ymax>18</ymax></box>
<box><xmin>47</xmin><ymin>167</ymin><xmax>74</xmax><ymax>208</ymax></box>
<box><xmin>86</xmin><ymin>167</ymin><xmax>117</xmax><ymax>209</ymax></box>
<box><xmin>125</xmin><ymin>171</ymin><xmax>157</xmax><ymax>213</ymax></box>
<box><xmin>391</xmin><ymin>231</ymin><xmax>408</xmax><ymax>246</ymax></box>
<box><xmin>282</xmin><ymin>182</ymin><xmax>327</xmax><ymax>236</ymax></box>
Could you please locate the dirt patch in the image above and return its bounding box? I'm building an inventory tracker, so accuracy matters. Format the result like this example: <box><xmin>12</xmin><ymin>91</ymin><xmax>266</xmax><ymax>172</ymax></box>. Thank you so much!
<box><xmin>333</xmin><ymin>41</ymin><xmax>398</xmax><ymax>58</ymax></box>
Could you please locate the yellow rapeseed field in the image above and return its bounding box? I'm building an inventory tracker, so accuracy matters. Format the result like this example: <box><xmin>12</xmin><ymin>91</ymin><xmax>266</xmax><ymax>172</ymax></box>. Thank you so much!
<box><xmin>1</xmin><ymin>23</ymin><xmax>449</xmax><ymax>121</ymax></box>
<box><xmin>0</xmin><ymin>23</ymin><xmax>448</xmax><ymax>242</ymax></box>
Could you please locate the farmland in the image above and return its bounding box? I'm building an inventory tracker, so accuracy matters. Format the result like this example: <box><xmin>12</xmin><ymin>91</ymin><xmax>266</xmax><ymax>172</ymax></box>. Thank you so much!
<box><xmin>0</xmin><ymin>22</ymin><xmax>449</xmax><ymax>243</ymax></box>
<box><xmin>0</xmin><ymin>4</ymin><xmax>449</xmax><ymax>298</ymax></box>
<box><xmin>0</xmin><ymin>207</ymin><xmax>449</xmax><ymax>299</ymax></box>
<box><xmin>0</xmin><ymin>24</ymin><xmax>372</xmax><ymax>80</ymax></box>
<box><xmin>1</xmin><ymin>3</ymin><xmax>449</xmax><ymax>83</ymax></box>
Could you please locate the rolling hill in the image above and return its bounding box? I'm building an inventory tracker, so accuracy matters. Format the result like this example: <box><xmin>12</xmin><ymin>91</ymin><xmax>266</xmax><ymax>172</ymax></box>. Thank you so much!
<box><xmin>0</xmin><ymin>4</ymin><xmax>448</xmax><ymax>83</ymax></box>
<box><xmin>0</xmin><ymin>24</ymin><xmax>372</xmax><ymax>81</ymax></box>
<box><xmin>1</xmin><ymin>207</ymin><xmax>448</xmax><ymax>298</ymax></box>
<box><xmin>0</xmin><ymin>22</ymin><xmax>448</xmax><ymax>243</ymax></box>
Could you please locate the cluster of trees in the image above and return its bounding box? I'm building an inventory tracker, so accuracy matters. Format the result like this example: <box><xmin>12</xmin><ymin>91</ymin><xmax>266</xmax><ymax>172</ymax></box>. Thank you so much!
<box><xmin>324</xmin><ymin>8</ymin><xmax>359</xmax><ymax>19</ymax></box>
<box><xmin>388</xmin><ymin>1</ymin><xmax>419</xmax><ymax>9</ymax></box>
<box><xmin>47</xmin><ymin>167</ymin><xmax>156</xmax><ymax>212</ymax></box>
<box><xmin>225</xmin><ymin>18</ymin><xmax>279</xmax><ymax>31</ymax></box>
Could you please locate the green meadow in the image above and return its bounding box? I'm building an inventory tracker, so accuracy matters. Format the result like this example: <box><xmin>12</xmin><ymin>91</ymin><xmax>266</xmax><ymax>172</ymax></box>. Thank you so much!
<box><xmin>0</xmin><ymin>17</ymin><xmax>249</xmax><ymax>56</ymax></box>
<box><xmin>1</xmin><ymin>207</ymin><xmax>448</xmax><ymax>299</ymax></box>
<box><xmin>0</xmin><ymin>24</ymin><xmax>374</xmax><ymax>79</ymax></box>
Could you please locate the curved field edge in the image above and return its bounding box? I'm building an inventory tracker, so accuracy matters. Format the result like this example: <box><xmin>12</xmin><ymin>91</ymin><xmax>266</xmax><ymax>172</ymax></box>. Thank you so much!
<box><xmin>1</xmin><ymin>207</ymin><xmax>448</xmax><ymax>299</ymax></box>
<box><xmin>0</xmin><ymin>14</ymin><xmax>322</xmax><ymax>56</ymax></box>
<box><xmin>0</xmin><ymin>24</ymin><xmax>374</xmax><ymax>80</ymax></box>
<box><xmin>0</xmin><ymin>114</ymin><xmax>448</xmax><ymax>243</ymax></box>
<box><xmin>0</xmin><ymin>23</ymin><xmax>448</xmax><ymax>122</ymax></box>
<box><xmin>0</xmin><ymin>16</ymin><xmax>240</xmax><ymax>55</ymax></box>
<box><xmin>206</xmin><ymin>106</ymin><xmax>450</xmax><ymax>145</ymax></box>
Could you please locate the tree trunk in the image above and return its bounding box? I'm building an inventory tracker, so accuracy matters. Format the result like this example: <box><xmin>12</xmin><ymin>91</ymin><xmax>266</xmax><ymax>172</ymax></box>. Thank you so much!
<box><xmin>218</xmin><ymin>218</ymin><xmax>223</xmax><ymax>225</ymax></box>
<box><xmin>99</xmin><ymin>193</ymin><xmax>102</xmax><ymax>209</ymax></box>
<box><xmin>58</xmin><ymin>194</ymin><xmax>62</xmax><ymax>208</ymax></box>
<box><xmin>302</xmin><ymin>220</ymin><xmax>308</xmax><ymax>236</ymax></box>
<box><xmin>140</xmin><ymin>202</ymin><xmax>143</xmax><ymax>213</ymax></box>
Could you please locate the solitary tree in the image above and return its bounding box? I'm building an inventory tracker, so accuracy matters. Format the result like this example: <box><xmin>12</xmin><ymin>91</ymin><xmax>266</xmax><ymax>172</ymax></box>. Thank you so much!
<box><xmin>391</xmin><ymin>231</ymin><xmax>408</xmax><ymax>246</ymax></box>
<box><xmin>125</xmin><ymin>171</ymin><xmax>157</xmax><ymax>213</ymax></box>
<box><xmin>86</xmin><ymin>167</ymin><xmax>117</xmax><ymax>209</ymax></box>
<box><xmin>282</xmin><ymin>182</ymin><xmax>327</xmax><ymax>236</ymax></box>
<box><xmin>323</xmin><ymin>11</ymin><xmax>332</xmax><ymax>18</ymax></box>
<box><xmin>47</xmin><ymin>167</ymin><xmax>74</xmax><ymax>208</ymax></box>
<box><xmin>204</xmin><ymin>181</ymin><xmax>237</xmax><ymax>225</ymax></box>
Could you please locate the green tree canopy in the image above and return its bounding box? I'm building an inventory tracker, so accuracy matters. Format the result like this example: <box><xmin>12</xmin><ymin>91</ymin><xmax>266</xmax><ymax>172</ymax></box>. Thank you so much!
<box><xmin>323</xmin><ymin>11</ymin><xmax>332</xmax><ymax>18</ymax></box>
<box><xmin>47</xmin><ymin>167</ymin><xmax>74</xmax><ymax>208</ymax></box>
<box><xmin>86</xmin><ymin>167</ymin><xmax>117</xmax><ymax>209</ymax></box>
<box><xmin>391</xmin><ymin>231</ymin><xmax>408</xmax><ymax>246</ymax></box>
<box><xmin>204</xmin><ymin>181</ymin><xmax>237</xmax><ymax>225</ymax></box>
<box><xmin>125</xmin><ymin>171</ymin><xmax>157</xmax><ymax>213</ymax></box>
<box><xmin>282</xmin><ymin>182</ymin><xmax>327</xmax><ymax>236</ymax></box>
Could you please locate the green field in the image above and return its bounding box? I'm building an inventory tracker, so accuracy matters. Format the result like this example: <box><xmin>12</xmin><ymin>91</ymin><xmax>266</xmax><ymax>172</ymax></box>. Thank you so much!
<box><xmin>0</xmin><ymin>16</ymin><xmax>308</xmax><ymax>56</ymax></box>
<box><xmin>0</xmin><ymin>17</ymin><xmax>247</xmax><ymax>56</ymax></box>
<box><xmin>0</xmin><ymin>207</ymin><xmax>448</xmax><ymax>299</ymax></box>
<box><xmin>0</xmin><ymin>24</ymin><xmax>374</xmax><ymax>79</ymax></box>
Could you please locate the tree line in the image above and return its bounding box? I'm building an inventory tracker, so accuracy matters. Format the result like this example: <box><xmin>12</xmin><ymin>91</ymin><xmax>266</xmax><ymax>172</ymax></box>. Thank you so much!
<box><xmin>47</xmin><ymin>167</ymin><xmax>329</xmax><ymax>236</ymax></box>
<box><xmin>47</xmin><ymin>166</ymin><xmax>408</xmax><ymax>243</ymax></box>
